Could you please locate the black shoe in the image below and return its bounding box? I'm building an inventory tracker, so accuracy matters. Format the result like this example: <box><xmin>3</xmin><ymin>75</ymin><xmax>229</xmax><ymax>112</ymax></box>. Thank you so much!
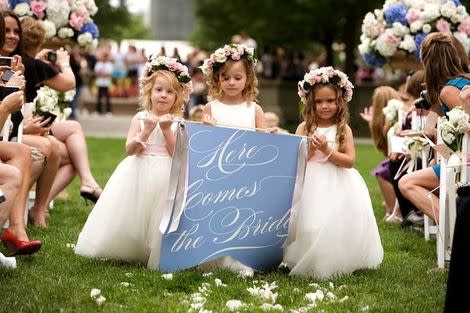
<box><xmin>401</xmin><ymin>211</ymin><xmax>424</xmax><ymax>228</ymax></box>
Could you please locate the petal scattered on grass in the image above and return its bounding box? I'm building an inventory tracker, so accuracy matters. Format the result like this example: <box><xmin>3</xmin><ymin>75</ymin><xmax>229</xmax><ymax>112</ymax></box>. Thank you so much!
<box><xmin>161</xmin><ymin>273</ymin><xmax>173</xmax><ymax>280</ymax></box>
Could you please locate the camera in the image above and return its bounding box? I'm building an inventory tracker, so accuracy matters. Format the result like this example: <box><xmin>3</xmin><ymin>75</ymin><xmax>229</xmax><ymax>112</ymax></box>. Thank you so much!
<box><xmin>47</xmin><ymin>50</ymin><xmax>57</xmax><ymax>63</ymax></box>
<box><xmin>414</xmin><ymin>90</ymin><xmax>431</xmax><ymax>110</ymax></box>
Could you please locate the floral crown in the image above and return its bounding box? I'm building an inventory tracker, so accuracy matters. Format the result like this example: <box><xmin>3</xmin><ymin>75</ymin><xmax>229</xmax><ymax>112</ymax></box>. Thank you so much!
<box><xmin>143</xmin><ymin>55</ymin><xmax>193</xmax><ymax>101</ymax></box>
<box><xmin>298</xmin><ymin>67</ymin><xmax>354</xmax><ymax>104</ymax></box>
<box><xmin>200</xmin><ymin>44</ymin><xmax>257</xmax><ymax>76</ymax></box>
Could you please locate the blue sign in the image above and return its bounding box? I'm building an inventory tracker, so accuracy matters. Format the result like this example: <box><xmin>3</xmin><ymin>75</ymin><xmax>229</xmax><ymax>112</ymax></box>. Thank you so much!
<box><xmin>159</xmin><ymin>123</ymin><xmax>304</xmax><ymax>271</ymax></box>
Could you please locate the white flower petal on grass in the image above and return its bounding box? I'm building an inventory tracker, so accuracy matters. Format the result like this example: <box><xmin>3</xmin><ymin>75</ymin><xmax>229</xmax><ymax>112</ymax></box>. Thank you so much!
<box><xmin>124</xmin><ymin>272</ymin><xmax>133</xmax><ymax>277</ymax></box>
<box><xmin>326</xmin><ymin>291</ymin><xmax>336</xmax><ymax>300</ymax></box>
<box><xmin>202</xmin><ymin>272</ymin><xmax>213</xmax><ymax>277</ymax></box>
<box><xmin>338</xmin><ymin>285</ymin><xmax>347</xmax><ymax>290</ymax></box>
<box><xmin>65</xmin><ymin>243</ymin><xmax>75</xmax><ymax>249</ymax></box>
<box><xmin>308</xmin><ymin>283</ymin><xmax>320</xmax><ymax>289</ymax></box>
<box><xmin>328</xmin><ymin>282</ymin><xmax>334</xmax><ymax>289</ymax></box>
<box><xmin>161</xmin><ymin>273</ymin><xmax>173</xmax><ymax>280</ymax></box>
<box><xmin>90</xmin><ymin>288</ymin><xmax>101</xmax><ymax>298</ymax></box>
<box><xmin>361</xmin><ymin>305</ymin><xmax>370</xmax><ymax>312</ymax></box>
<box><xmin>95</xmin><ymin>295</ymin><xmax>106</xmax><ymax>305</ymax></box>
<box><xmin>119</xmin><ymin>282</ymin><xmax>130</xmax><ymax>287</ymax></box>
<box><xmin>293</xmin><ymin>287</ymin><xmax>301</xmax><ymax>293</ymax></box>
<box><xmin>260</xmin><ymin>303</ymin><xmax>283</xmax><ymax>311</ymax></box>
<box><xmin>189</xmin><ymin>302</ymin><xmax>204</xmax><ymax>311</ymax></box>
<box><xmin>199</xmin><ymin>310</ymin><xmax>213</xmax><ymax>313</ymax></box>
<box><xmin>226</xmin><ymin>300</ymin><xmax>244</xmax><ymax>311</ymax></box>
<box><xmin>339</xmin><ymin>296</ymin><xmax>349</xmax><ymax>303</ymax></box>
<box><xmin>214</xmin><ymin>278</ymin><xmax>227</xmax><ymax>287</ymax></box>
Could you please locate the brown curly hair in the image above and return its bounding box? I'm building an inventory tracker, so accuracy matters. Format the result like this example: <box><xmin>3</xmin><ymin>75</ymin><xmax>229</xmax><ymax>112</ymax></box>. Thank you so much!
<box><xmin>302</xmin><ymin>84</ymin><xmax>349</xmax><ymax>151</ymax></box>
<box><xmin>206</xmin><ymin>59</ymin><xmax>258</xmax><ymax>102</ymax></box>
<box><xmin>140</xmin><ymin>70</ymin><xmax>184</xmax><ymax>116</ymax></box>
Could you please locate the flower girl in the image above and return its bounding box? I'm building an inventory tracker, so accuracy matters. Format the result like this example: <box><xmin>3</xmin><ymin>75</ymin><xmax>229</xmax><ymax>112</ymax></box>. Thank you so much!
<box><xmin>75</xmin><ymin>56</ymin><xmax>192</xmax><ymax>269</ymax></box>
<box><xmin>283</xmin><ymin>67</ymin><xmax>383</xmax><ymax>279</ymax></box>
<box><xmin>198</xmin><ymin>43</ymin><xmax>266</xmax><ymax>277</ymax></box>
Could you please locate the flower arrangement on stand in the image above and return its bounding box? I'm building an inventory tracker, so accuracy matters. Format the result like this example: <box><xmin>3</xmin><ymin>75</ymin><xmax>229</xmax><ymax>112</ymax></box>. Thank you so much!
<box><xmin>438</xmin><ymin>106</ymin><xmax>470</xmax><ymax>152</ymax></box>
<box><xmin>359</xmin><ymin>0</ymin><xmax>470</xmax><ymax>67</ymax></box>
<box><xmin>32</xmin><ymin>86</ymin><xmax>75</xmax><ymax>122</ymax></box>
<box><xmin>5</xmin><ymin>0</ymin><xmax>99</xmax><ymax>50</ymax></box>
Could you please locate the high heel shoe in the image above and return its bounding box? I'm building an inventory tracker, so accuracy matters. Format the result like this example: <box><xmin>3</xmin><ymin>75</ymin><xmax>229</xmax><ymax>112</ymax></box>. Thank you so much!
<box><xmin>1</xmin><ymin>229</ymin><xmax>42</xmax><ymax>256</ymax></box>
<box><xmin>80</xmin><ymin>185</ymin><xmax>102</xmax><ymax>204</ymax></box>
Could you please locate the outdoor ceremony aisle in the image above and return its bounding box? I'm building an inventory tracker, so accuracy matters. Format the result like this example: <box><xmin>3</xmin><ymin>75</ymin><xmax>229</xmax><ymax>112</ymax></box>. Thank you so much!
<box><xmin>0</xmin><ymin>139</ymin><xmax>447</xmax><ymax>312</ymax></box>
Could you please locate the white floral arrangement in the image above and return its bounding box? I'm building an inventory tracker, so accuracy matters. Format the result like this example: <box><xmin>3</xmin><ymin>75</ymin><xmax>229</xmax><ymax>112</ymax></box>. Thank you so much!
<box><xmin>438</xmin><ymin>106</ymin><xmax>470</xmax><ymax>151</ymax></box>
<box><xmin>404</xmin><ymin>136</ymin><xmax>430</xmax><ymax>158</ymax></box>
<box><xmin>5</xmin><ymin>0</ymin><xmax>99</xmax><ymax>50</ymax></box>
<box><xmin>297</xmin><ymin>66</ymin><xmax>354</xmax><ymax>105</ymax></box>
<box><xmin>383</xmin><ymin>98</ymin><xmax>404</xmax><ymax>125</ymax></box>
<box><xmin>32</xmin><ymin>85</ymin><xmax>75</xmax><ymax>122</ymax></box>
<box><xmin>359</xmin><ymin>0</ymin><xmax>470</xmax><ymax>67</ymax></box>
<box><xmin>200</xmin><ymin>43</ymin><xmax>257</xmax><ymax>76</ymax></box>
<box><xmin>143</xmin><ymin>55</ymin><xmax>193</xmax><ymax>102</ymax></box>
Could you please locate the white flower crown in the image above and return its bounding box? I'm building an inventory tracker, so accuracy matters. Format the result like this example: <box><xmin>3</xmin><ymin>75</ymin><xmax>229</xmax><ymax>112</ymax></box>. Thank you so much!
<box><xmin>143</xmin><ymin>55</ymin><xmax>193</xmax><ymax>101</ymax></box>
<box><xmin>298</xmin><ymin>67</ymin><xmax>354</xmax><ymax>104</ymax></box>
<box><xmin>200</xmin><ymin>44</ymin><xmax>257</xmax><ymax>76</ymax></box>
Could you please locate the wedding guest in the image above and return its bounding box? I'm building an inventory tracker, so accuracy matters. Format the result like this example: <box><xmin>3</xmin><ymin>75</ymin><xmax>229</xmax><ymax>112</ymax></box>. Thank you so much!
<box><xmin>75</xmin><ymin>56</ymin><xmax>192</xmax><ymax>269</ymax></box>
<box><xmin>93</xmin><ymin>51</ymin><xmax>113</xmax><ymax>116</ymax></box>
<box><xmin>264</xmin><ymin>111</ymin><xmax>289</xmax><ymax>134</ymax></box>
<box><xmin>283</xmin><ymin>67</ymin><xmax>383</xmax><ymax>279</ymax></box>
<box><xmin>200</xmin><ymin>43</ymin><xmax>266</xmax><ymax>277</ymax></box>
<box><xmin>399</xmin><ymin>33</ymin><xmax>470</xmax><ymax>222</ymax></box>
<box><xmin>189</xmin><ymin>104</ymin><xmax>204</xmax><ymax>122</ymax></box>
<box><xmin>20</xmin><ymin>16</ymin><xmax>101</xmax><ymax>222</ymax></box>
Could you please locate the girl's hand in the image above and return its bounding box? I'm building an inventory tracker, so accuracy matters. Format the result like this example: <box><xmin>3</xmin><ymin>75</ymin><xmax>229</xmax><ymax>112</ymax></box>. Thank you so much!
<box><xmin>360</xmin><ymin>106</ymin><xmax>373</xmax><ymax>123</ymax></box>
<box><xmin>311</xmin><ymin>133</ymin><xmax>329</xmax><ymax>153</ymax></box>
<box><xmin>56</xmin><ymin>48</ymin><xmax>71</xmax><ymax>68</ymax></box>
<box><xmin>202</xmin><ymin>114</ymin><xmax>217</xmax><ymax>125</ymax></box>
<box><xmin>266</xmin><ymin>127</ymin><xmax>279</xmax><ymax>134</ymax></box>
<box><xmin>460</xmin><ymin>85</ymin><xmax>470</xmax><ymax>114</ymax></box>
<box><xmin>159</xmin><ymin>114</ymin><xmax>173</xmax><ymax>131</ymax></box>
<box><xmin>142</xmin><ymin>112</ymin><xmax>158</xmax><ymax>135</ymax></box>
<box><xmin>23</xmin><ymin>116</ymin><xmax>50</xmax><ymax>136</ymax></box>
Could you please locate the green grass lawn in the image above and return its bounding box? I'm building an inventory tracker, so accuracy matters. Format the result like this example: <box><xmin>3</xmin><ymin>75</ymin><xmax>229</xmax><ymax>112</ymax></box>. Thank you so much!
<box><xmin>0</xmin><ymin>138</ymin><xmax>447</xmax><ymax>313</ymax></box>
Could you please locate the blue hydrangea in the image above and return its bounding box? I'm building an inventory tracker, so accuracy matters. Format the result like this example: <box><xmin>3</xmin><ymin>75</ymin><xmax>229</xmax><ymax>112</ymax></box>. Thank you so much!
<box><xmin>80</xmin><ymin>22</ymin><xmax>100</xmax><ymax>39</ymax></box>
<box><xmin>448</xmin><ymin>0</ymin><xmax>462</xmax><ymax>6</ymax></box>
<box><xmin>384</xmin><ymin>3</ymin><xmax>408</xmax><ymax>26</ymax></box>
<box><xmin>8</xmin><ymin>0</ymin><xmax>29</xmax><ymax>7</ymax></box>
<box><xmin>414</xmin><ymin>33</ymin><xmax>427</xmax><ymax>59</ymax></box>
<box><xmin>363</xmin><ymin>52</ymin><xmax>386</xmax><ymax>68</ymax></box>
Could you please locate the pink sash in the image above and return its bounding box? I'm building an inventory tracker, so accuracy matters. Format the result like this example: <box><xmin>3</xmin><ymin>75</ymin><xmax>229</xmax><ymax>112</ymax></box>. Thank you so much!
<box><xmin>138</xmin><ymin>144</ymin><xmax>169</xmax><ymax>156</ymax></box>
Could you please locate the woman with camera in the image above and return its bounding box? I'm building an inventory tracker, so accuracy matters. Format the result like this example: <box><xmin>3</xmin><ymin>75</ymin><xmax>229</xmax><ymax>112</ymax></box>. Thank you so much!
<box><xmin>399</xmin><ymin>33</ymin><xmax>470</xmax><ymax>223</ymax></box>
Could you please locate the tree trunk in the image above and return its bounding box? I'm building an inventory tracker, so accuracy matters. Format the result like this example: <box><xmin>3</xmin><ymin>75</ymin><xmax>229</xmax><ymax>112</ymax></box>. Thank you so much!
<box><xmin>324</xmin><ymin>33</ymin><xmax>334</xmax><ymax>67</ymax></box>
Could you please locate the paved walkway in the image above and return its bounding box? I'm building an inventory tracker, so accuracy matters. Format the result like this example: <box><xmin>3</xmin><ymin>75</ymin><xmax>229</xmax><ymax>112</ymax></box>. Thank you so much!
<box><xmin>78</xmin><ymin>114</ymin><xmax>373</xmax><ymax>144</ymax></box>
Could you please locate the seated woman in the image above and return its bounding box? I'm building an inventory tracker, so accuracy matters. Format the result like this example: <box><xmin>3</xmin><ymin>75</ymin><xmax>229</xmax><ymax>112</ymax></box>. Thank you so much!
<box><xmin>19</xmin><ymin>16</ymin><xmax>102</xmax><ymax>215</ymax></box>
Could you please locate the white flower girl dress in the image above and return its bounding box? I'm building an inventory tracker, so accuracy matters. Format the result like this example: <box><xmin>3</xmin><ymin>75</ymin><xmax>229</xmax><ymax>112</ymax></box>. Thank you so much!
<box><xmin>75</xmin><ymin>112</ymin><xmax>173</xmax><ymax>269</ymax></box>
<box><xmin>284</xmin><ymin>125</ymin><xmax>383</xmax><ymax>279</ymax></box>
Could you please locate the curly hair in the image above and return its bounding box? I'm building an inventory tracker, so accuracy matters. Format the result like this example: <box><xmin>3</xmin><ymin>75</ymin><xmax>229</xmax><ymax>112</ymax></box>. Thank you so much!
<box><xmin>206</xmin><ymin>59</ymin><xmax>258</xmax><ymax>102</ymax></box>
<box><xmin>140</xmin><ymin>70</ymin><xmax>184</xmax><ymax>116</ymax></box>
<box><xmin>20</xmin><ymin>16</ymin><xmax>46</xmax><ymax>52</ymax></box>
<box><xmin>302</xmin><ymin>84</ymin><xmax>349</xmax><ymax>151</ymax></box>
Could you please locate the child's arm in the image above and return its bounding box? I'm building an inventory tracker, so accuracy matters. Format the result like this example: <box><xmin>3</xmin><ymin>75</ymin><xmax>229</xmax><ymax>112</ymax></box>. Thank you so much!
<box><xmin>296</xmin><ymin>122</ymin><xmax>316</xmax><ymax>160</ymax></box>
<box><xmin>125</xmin><ymin>113</ymin><xmax>158</xmax><ymax>155</ymax></box>
<box><xmin>202</xmin><ymin>103</ymin><xmax>217</xmax><ymax>125</ymax></box>
<box><xmin>315</xmin><ymin>125</ymin><xmax>356</xmax><ymax>168</ymax></box>
<box><xmin>159</xmin><ymin>114</ymin><xmax>176</xmax><ymax>156</ymax></box>
<box><xmin>255</xmin><ymin>104</ymin><xmax>267</xmax><ymax>129</ymax></box>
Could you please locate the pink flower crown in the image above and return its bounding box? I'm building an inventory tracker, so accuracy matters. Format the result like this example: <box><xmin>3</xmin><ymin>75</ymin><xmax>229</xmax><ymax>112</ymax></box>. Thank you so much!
<box><xmin>143</xmin><ymin>55</ymin><xmax>193</xmax><ymax>101</ymax></box>
<box><xmin>200</xmin><ymin>44</ymin><xmax>257</xmax><ymax>76</ymax></box>
<box><xmin>298</xmin><ymin>67</ymin><xmax>354</xmax><ymax>104</ymax></box>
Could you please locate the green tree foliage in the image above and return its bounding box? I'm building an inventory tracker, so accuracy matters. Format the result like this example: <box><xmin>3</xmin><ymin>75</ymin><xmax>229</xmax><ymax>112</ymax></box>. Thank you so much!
<box><xmin>192</xmin><ymin>0</ymin><xmax>383</xmax><ymax>75</ymax></box>
<box><xmin>93</xmin><ymin>0</ymin><xmax>150</xmax><ymax>40</ymax></box>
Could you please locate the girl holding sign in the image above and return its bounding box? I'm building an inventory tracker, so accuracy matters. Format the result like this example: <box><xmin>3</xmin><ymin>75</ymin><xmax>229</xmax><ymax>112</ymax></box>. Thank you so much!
<box><xmin>283</xmin><ymin>67</ymin><xmax>383</xmax><ymax>279</ymax></box>
<box><xmin>198</xmin><ymin>44</ymin><xmax>267</xmax><ymax>277</ymax></box>
<box><xmin>75</xmin><ymin>56</ymin><xmax>192</xmax><ymax>269</ymax></box>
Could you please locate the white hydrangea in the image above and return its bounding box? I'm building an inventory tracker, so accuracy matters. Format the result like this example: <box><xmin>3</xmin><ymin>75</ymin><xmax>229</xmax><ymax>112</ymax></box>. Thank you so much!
<box><xmin>399</xmin><ymin>34</ymin><xmax>417</xmax><ymax>53</ymax></box>
<box><xmin>376</xmin><ymin>31</ymin><xmax>399</xmax><ymax>57</ymax></box>
<box><xmin>410</xmin><ymin>20</ymin><xmax>424</xmax><ymax>33</ymax></box>
<box><xmin>453</xmin><ymin>31</ymin><xmax>470</xmax><ymax>54</ymax></box>
<box><xmin>13</xmin><ymin>3</ymin><xmax>31</xmax><ymax>16</ymax></box>
<box><xmin>440</xmin><ymin>1</ymin><xmax>457</xmax><ymax>19</ymax></box>
<box><xmin>42</xmin><ymin>20</ymin><xmax>57</xmax><ymax>39</ymax></box>
<box><xmin>392</xmin><ymin>22</ymin><xmax>409</xmax><ymax>37</ymax></box>
<box><xmin>226</xmin><ymin>300</ymin><xmax>244</xmax><ymax>311</ymax></box>
<box><xmin>421</xmin><ymin>4</ymin><xmax>441</xmax><ymax>23</ymax></box>
<box><xmin>77</xmin><ymin>32</ymin><xmax>93</xmax><ymax>47</ymax></box>
<box><xmin>58</xmin><ymin>27</ymin><xmax>75</xmax><ymax>39</ymax></box>
<box><xmin>46</xmin><ymin>0</ymin><xmax>71</xmax><ymax>28</ymax></box>
<box><xmin>422</xmin><ymin>24</ymin><xmax>432</xmax><ymax>34</ymax></box>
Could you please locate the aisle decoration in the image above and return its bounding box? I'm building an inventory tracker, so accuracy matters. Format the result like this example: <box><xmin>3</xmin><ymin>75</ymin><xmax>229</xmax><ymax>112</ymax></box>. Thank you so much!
<box><xmin>359</xmin><ymin>0</ymin><xmax>470</xmax><ymax>67</ymax></box>
<box><xmin>31</xmin><ymin>86</ymin><xmax>75</xmax><ymax>122</ymax></box>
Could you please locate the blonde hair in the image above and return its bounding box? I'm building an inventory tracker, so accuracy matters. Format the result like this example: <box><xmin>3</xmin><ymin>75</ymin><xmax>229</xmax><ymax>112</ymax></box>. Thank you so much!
<box><xmin>302</xmin><ymin>84</ymin><xmax>349</xmax><ymax>151</ymax></box>
<box><xmin>140</xmin><ymin>70</ymin><xmax>184</xmax><ymax>116</ymax></box>
<box><xmin>206</xmin><ymin>59</ymin><xmax>258</xmax><ymax>102</ymax></box>
<box><xmin>20</xmin><ymin>16</ymin><xmax>46</xmax><ymax>51</ymax></box>
<box><xmin>370</xmin><ymin>86</ymin><xmax>400</xmax><ymax>155</ymax></box>
<box><xmin>420</xmin><ymin>32</ymin><xmax>470</xmax><ymax>106</ymax></box>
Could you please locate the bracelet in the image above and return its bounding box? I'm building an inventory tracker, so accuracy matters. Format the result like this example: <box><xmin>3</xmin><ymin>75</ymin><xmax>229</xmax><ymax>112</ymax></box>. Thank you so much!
<box><xmin>316</xmin><ymin>149</ymin><xmax>334</xmax><ymax>163</ymax></box>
